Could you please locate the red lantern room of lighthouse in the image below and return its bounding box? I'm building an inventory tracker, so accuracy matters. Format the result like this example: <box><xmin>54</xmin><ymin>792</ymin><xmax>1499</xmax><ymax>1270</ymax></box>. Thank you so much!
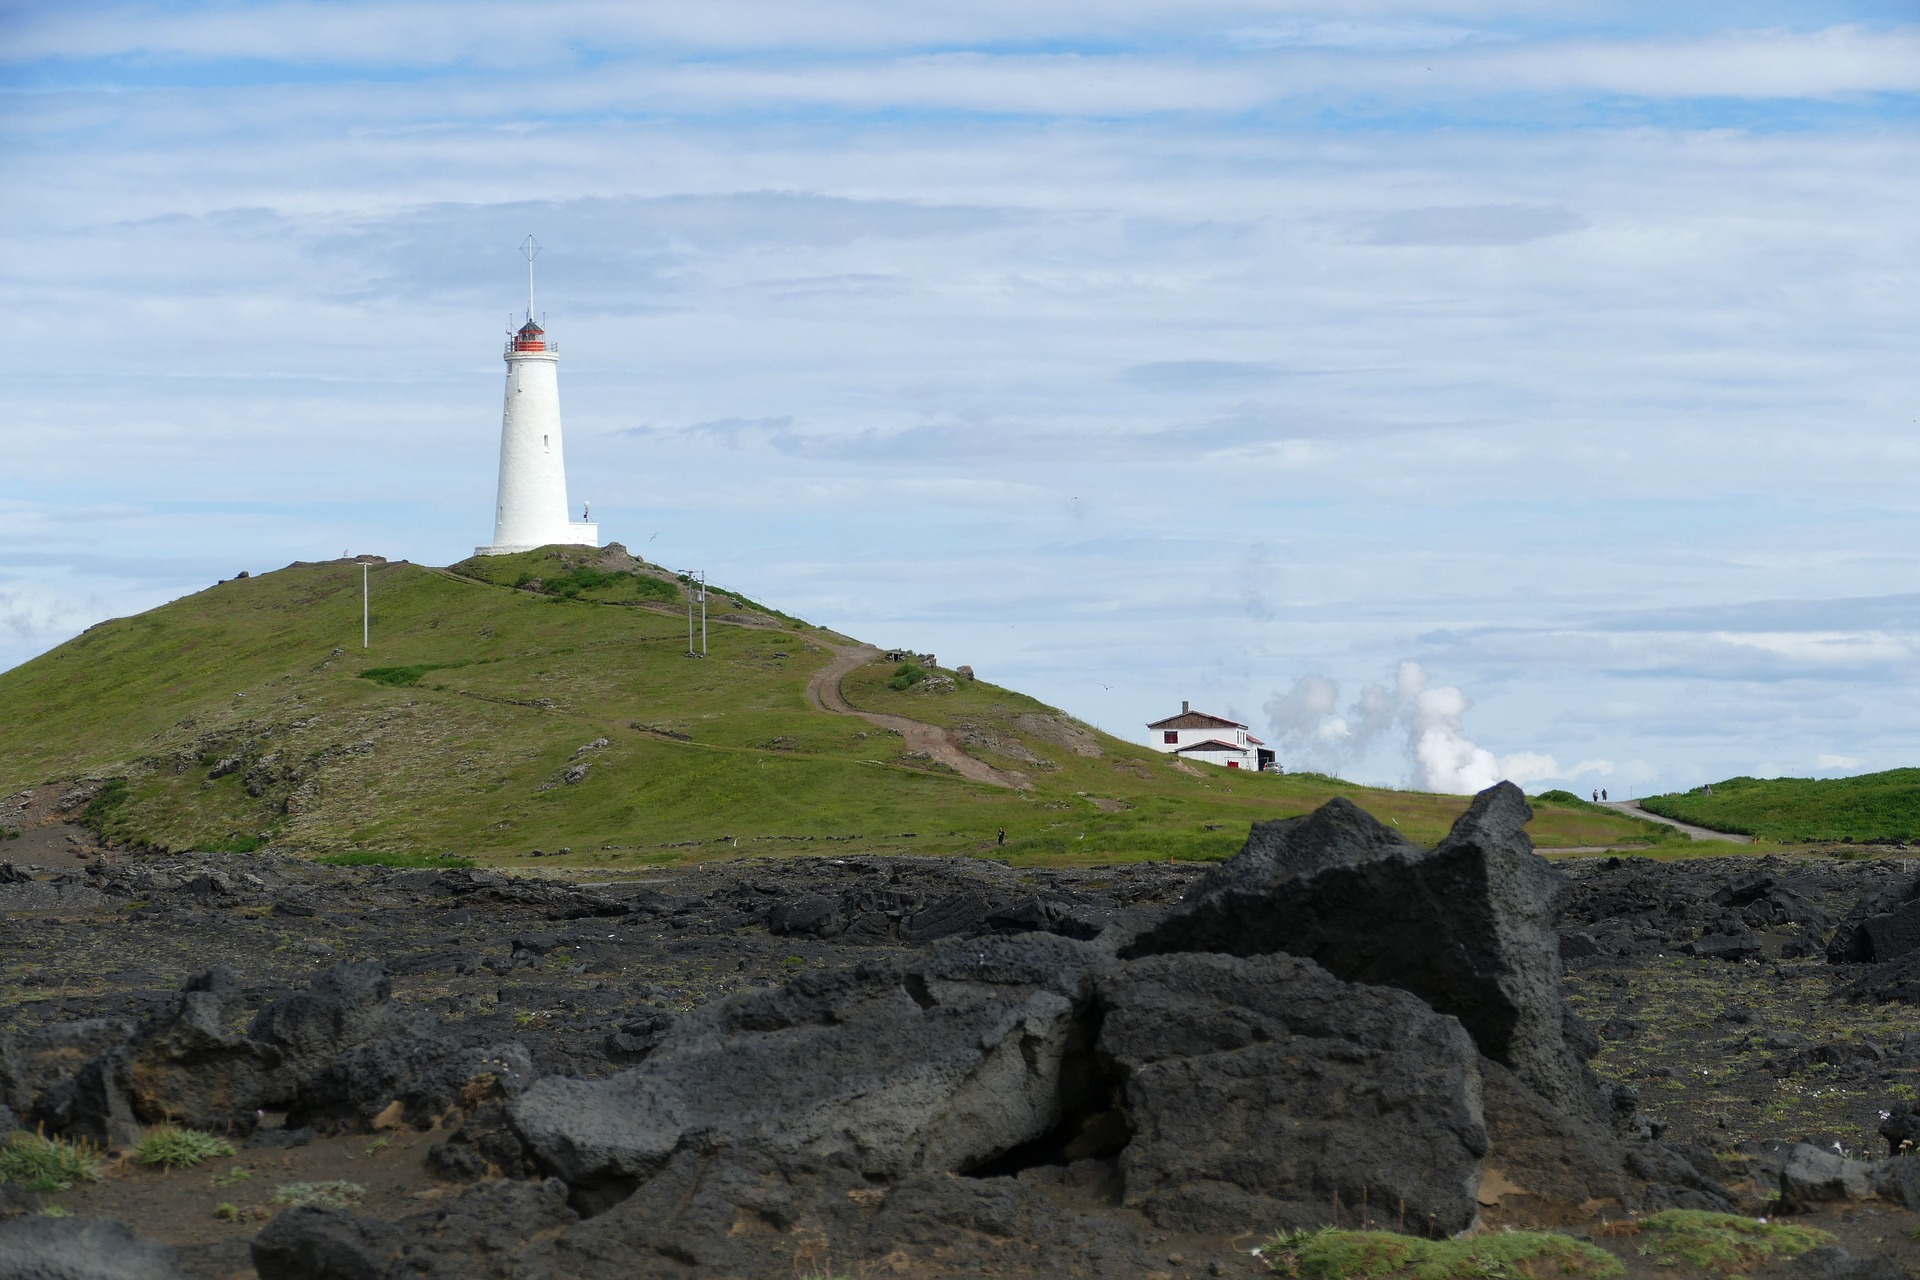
<box><xmin>507</xmin><ymin>319</ymin><xmax>550</xmax><ymax>354</ymax></box>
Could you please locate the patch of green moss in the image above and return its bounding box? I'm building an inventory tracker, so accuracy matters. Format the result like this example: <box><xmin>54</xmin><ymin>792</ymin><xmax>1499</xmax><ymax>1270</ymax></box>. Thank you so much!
<box><xmin>1636</xmin><ymin>1210</ymin><xmax>1832</xmax><ymax>1272</ymax></box>
<box><xmin>272</xmin><ymin>1180</ymin><xmax>364</xmax><ymax>1210</ymax></box>
<box><xmin>1258</xmin><ymin>1227</ymin><xmax>1622</xmax><ymax>1280</ymax></box>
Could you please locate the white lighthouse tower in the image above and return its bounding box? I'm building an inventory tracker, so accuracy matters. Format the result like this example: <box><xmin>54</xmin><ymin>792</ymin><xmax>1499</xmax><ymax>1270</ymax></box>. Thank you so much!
<box><xmin>476</xmin><ymin>237</ymin><xmax>599</xmax><ymax>555</ymax></box>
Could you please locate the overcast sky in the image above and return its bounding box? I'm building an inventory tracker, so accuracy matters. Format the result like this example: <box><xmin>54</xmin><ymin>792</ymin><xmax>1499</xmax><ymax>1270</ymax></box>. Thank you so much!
<box><xmin>4</xmin><ymin>1</ymin><xmax>1918</xmax><ymax>795</ymax></box>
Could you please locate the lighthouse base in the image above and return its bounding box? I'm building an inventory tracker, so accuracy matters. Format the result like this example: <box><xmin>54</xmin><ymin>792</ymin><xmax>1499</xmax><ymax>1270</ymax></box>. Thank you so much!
<box><xmin>475</xmin><ymin>522</ymin><xmax>600</xmax><ymax>556</ymax></box>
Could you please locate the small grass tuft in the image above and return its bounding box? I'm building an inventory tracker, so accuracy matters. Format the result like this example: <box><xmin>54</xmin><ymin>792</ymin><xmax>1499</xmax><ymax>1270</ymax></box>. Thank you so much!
<box><xmin>1257</xmin><ymin>1226</ymin><xmax>1623</xmax><ymax>1280</ymax></box>
<box><xmin>888</xmin><ymin>662</ymin><xmax>926</xmax><ymax>691</ymax></box>
<box><xmin>0</xmin><ymin>1132</ymin><xmax>106</xmax><ymax>1193</ymax></box>
<box><xmin>134</xmin><ymin>1126</ymin><xmax>236</xmax><ymax>1170</ymax></box>
<box><xmin>1637</xmin><ymin>1210</ymin><xmax>1832</xmax><ymax>1272</ymax></box>
<box><xmin>272</xmin><ymin>1180</ymin><xmax>365</xmax><ymax>1210</ymax></box>
<box><xmin>210</xmin><ymin>1164</ymin><xmax>251</xmax><ymax>1187</ymax></box>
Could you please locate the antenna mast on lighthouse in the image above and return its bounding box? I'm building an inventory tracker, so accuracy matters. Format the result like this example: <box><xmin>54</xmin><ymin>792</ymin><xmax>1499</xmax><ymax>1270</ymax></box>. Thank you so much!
<box><xmin>521</xmin><ymin>234</ymin><xmax>540</xmax><ymax>321</ymax></box>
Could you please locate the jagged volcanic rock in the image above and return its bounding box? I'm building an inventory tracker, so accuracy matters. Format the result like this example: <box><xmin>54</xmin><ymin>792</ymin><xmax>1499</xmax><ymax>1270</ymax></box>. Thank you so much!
<box><xmin>1125</xmin><ymin>782</ymin><xmax>1594</xmax><ymax>1115</ymax></box>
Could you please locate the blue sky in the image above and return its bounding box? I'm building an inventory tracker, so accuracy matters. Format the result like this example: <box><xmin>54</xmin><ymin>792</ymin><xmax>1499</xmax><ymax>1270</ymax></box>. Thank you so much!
<box><xmin>3</xmin><ymin>1</ymin><xmax>1917</xmax><ymax>795</ymax></box>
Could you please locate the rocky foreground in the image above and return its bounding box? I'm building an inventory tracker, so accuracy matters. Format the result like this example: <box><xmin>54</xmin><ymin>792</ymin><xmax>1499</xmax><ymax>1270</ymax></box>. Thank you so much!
<box><xmin>13</xmin><ymin>786</ymin><xmax>1920</xmax><ymax>1277</ymax></box>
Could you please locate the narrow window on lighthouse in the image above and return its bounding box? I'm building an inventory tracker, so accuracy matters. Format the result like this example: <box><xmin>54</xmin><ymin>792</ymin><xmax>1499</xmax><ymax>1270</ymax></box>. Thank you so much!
<box><xmin>543</xmin><ymin>435</ymin><xmax>550</xmax><ymax>451</ymax></box>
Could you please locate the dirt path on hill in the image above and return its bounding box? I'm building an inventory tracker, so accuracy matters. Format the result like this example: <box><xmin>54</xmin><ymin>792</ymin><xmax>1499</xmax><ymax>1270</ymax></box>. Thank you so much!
<box><xmin>806</xmin><ymin>643</ymin><xmax>1025</xmax><ymax>789</ymax></box>
<box><xmin>1601</xmin><ymin>797</ymin><xmax>1752</xmax><ymax>843</ymax></box>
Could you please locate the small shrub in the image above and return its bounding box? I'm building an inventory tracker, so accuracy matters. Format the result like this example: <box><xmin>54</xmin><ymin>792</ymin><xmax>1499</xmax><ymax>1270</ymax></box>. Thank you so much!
<box><xmin>135</xmin><ymin>1126</ymin><xmax>236</xmax><ymax>1170</ymax></box>
<box><xmin>359</xmin><ymin>664</ymin><xmax>442</xmax><ymax>687</ymax></box>
<box><xmin>0</xmin><ymin>1133</ymin><xmax>105</xmax><ymax>1193</ymax></box>
<box><xmin>1257</xmin><ymin>1226</ymin><xmax>1623</xmax><ymax>1280</ymax></box>
<box><xmin>1637</xmin><ymin>1209</ymin><xmax>1832</xmax><ymax>1272</ymax></box>
<box><xmin>81</xmin><ymin>778</ymin><xmax>130</xmax><ymax>827</ymax></box>
<box><xmin>889</xmin><ymin>662</ymin><xmax>926</xmax><ymax>691</ymax></box>
<box><xmin>631</xmin><ymin>575</ymin><xmax>680</xmax><ymax>603</ymax></box>
<box><xmin>272</xmin><ymin>1180</ymin><xmax>365</xmax><ymax>1210</ymax></box>
<box><xmin>210</xmin><ymin>1164</ymin><xmax>251</xmax><ymax>1187</ymax></box>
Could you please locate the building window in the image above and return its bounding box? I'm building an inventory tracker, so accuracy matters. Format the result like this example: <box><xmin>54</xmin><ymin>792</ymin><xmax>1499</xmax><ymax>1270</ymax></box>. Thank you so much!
<box><xmin>1227</xmin><ymin>760</ymin><xmax>1240</xmax><ymax>769</ymax></box>
<box><xmin>1163</xmin><ymin>731</ymin><xmax>1178</xmax><ymax>744</ymax></box>
<box><xmin>543</xmin><ymin>435</ymin><xmax>550</xmax><ymax>451</ymax></box>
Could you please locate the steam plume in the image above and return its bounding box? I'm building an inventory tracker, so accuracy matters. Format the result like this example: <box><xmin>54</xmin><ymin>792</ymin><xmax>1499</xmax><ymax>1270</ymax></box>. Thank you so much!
<box><xmin>1264</xmin><ymin>660</ymin><xmax>1561</xmax><ymax>794</ymax></box>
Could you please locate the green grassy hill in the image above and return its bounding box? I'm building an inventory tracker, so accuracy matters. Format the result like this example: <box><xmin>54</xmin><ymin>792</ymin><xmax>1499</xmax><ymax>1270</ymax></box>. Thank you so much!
<box><xmin>0</xmin><ymin>547</ymin><xmax>1670</xmax><ymax>868</ymax></box>
<box><xmin>1643</xmin><ymin>771</ymin><xmax>1920</xmax><ymax>844</ymax></box>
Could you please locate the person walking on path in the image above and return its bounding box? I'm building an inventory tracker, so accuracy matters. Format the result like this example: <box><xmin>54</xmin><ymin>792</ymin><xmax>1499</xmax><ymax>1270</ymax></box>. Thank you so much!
<box><xmin>996</xmin><ymin>827</ymin><xmax>1006</xmax><ymax>847</ymax></box>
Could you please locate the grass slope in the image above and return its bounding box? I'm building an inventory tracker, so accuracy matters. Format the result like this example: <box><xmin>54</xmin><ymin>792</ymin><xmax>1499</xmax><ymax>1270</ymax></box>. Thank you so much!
<box><xmin>0</xmin><ymin>550</ymin><xmax>1666</xmax><ymax>866</ymax></box>
<box><xmin>1643</xmin><ymin>770</ymin><xmax>1920</xmax><ymax>843</ymax></box>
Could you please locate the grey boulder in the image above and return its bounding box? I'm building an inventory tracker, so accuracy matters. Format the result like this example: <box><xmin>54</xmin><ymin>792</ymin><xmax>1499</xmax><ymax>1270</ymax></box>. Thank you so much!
<box><xmin>36</xmin><ymin>1049</ymin><xmax>141</xmax><ymax>1150</ymax></box>
<box><xmin>292</xmin><ymin>1037</ymin><xmax>534</xmax><ymax>1131</ymax></box>
<box><xmin>1098</xmin><ymin>950</ymin><xmax>1488</xmax><ymax>1235</ymax></box>
<box><xmin>1794</xmin><ymin>1246</ymin><xmax>1912</xmax><ymax>1280</ymax></box>
<box><xmin>552</xmin><ymin>1148</ymin><xmax>1149</xmax><ymax>1279</ymax></box>
<box><xmin>247</xmin><ymin>961</ymin><xmax>396</xmax><ymax>1083</ymax></box>
<box><xmin>1124</xmin><ymin>782</ymin><xmax>1594</xmax><ymax>1114</ymax></box>
<box><xmin>124</xmin><ymin>971</ymin><xmax>279</xmax><ymax>1132</ymax></box>
<box><xmin>510</xmin><ymin>932</ymin><xmax>1108</xmax><ymax>1200</ymax></box>
<box><xmin>251</xmin><ymin>1207</ymin><xmax>404</xmax><ymax>1280</ymax></box>
<box><xmin>1780</xmin><ymin>1142</ymin><xmax>1876</xmax><ymax>1208</ymax></box>
<box><xmin>0</xmin><ymin>1217</ymin><xmax>187</xmax><ymax>1280</ymax></box>
<box><xmin>1829</xmin><ymin>877</ymin><xmax>1920</xmax><ymax>964</ymax></box>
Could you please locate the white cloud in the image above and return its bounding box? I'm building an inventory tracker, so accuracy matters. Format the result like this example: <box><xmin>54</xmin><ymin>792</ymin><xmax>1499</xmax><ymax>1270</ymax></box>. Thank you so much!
<box><xmin>1454</xmin><ymin>26</ymin><xmax>1920</xmax><ymax>98</ymax></box>
<box><xmin>1229</xmin><ymin>20</ymin><xmax>1506</xmax><ymax>52</ymax></box>
<box><xmin>1360</xmin><ymin>204</ymin><xmax>1585</xmax><ymax>246</ymax></box>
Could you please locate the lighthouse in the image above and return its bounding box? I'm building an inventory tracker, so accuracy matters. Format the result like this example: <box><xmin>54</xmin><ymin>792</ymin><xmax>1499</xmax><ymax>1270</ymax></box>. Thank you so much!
<box><xmin>475</xmin><ymin>237</ymin><xmax>600</xmax><ymax>556</ymax></box>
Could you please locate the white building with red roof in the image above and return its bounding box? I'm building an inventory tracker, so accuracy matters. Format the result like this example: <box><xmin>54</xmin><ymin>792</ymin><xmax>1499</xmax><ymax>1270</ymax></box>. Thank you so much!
<box><xmin>1145</xmin><ymin>701</ymin><xmax>1275</xmax><ymax>771</ymax></box>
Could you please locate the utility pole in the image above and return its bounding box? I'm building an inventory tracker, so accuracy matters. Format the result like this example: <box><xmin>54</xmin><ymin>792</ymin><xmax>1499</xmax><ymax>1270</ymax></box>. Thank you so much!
<box><xmin>362</xmin><ymin>562</ymin><xmax>369</xmax><ymax>648</ymax></box>
<box><xmin>682</xmin><ymin>570</ymin><xmax>709</xmax><ymax>657</ymax></box>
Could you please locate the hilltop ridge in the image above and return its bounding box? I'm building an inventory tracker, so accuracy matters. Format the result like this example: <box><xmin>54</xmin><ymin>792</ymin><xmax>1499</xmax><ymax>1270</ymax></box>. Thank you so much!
<box><xmin>0</xmin><ymin>546</ymin><xmax>1662</xmax><ymax>865</ymax></box>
